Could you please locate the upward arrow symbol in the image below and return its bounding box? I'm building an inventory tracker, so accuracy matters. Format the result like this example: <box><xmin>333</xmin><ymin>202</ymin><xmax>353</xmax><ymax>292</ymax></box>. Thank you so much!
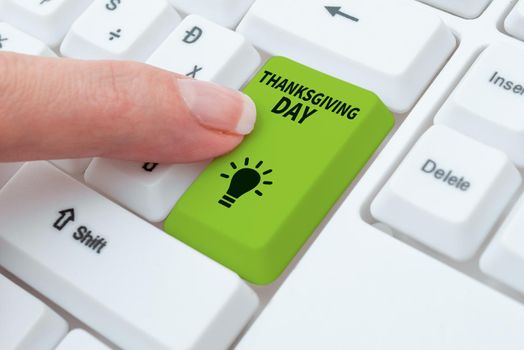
<box><xmin>325</xmin><ymin>6</ymin><xmax>359</xmax><ymax>22</ymax></box>
<box><xmin>53</xmin><ymin>208</ymin><xmax>75</xmax><ymax>231</ymax></box>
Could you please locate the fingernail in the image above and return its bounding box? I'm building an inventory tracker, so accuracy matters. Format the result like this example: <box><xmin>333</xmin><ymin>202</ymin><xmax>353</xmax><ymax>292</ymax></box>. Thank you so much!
<box><xmin>178</xmin><ymin>79</ymin><xmax>256</xmax><ymax>135</ymax></box>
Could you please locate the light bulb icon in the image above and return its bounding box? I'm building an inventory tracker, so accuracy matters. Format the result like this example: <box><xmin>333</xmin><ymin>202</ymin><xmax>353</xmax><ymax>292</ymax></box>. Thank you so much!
<box><xmin>218</xmin><ymin>157</ymin><xmax>273</xmax><ymax>208</ymax></box>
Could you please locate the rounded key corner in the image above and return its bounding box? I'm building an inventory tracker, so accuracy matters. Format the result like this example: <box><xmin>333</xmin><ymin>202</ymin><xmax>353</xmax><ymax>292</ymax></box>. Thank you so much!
<box><xmin>416</xmin><ymin>0</ymin><xmax>492</xmax><ymax>20</ymax></box>
<box><xmin>371</xmin><ymin>97</ymin><xmax>396</xmax><ymax>122</ymax></box>
<box><xmin>361</xmin><ymin>210</ymin><xmax>392</xmax><ymax>237</ymax></box>
<box><xmin>262</xmin><ymin>55</ymin><xmax>294</xmax><ymax>67</ymax></box>
<box><xmin>243</xmin><ymin>267</ymin><xmax>283</xmax><ymax>286</ymax></box>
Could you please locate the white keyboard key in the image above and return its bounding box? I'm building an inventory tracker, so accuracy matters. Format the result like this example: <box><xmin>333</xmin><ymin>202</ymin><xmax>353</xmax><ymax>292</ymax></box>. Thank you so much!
<box><xmin>0</xmin><ymin>162</ymin><xmax>23</xmax><ymax>188</ymax></box>
<box><xmin>371</xmin><ymin>125</ymin><xmax>520</xmax><ymax>260</ymax></box>
<box><xmin>0</xmin><ymin>274</ymin><xmax>68</xmax><ymax>350</ymax></box>
<box><xmin>481</xmin><ymin>193</ymin><xmax>524</xmax><ymax>294</ymax></box>
<box><xmin>84</xmin><ymin>159</ymin><xmax>208</xmax><ymax>222</ymax></box>
<box><xmin>435</xmin><ymin>43</ymin><xmax>524</xmax><ymax>167</ymax></box>
<box><xmin>236</xmin><ymin>213</ymin><xmax>524</xmax><ymax>350</ymax></box>
<box><xmin>61</xmin><ymin>0</ymin><xmax>181</xmax><ymax>61</ymax></box>
<box><xmin>55</xmin><ymin>329</ymin><xmax>111</xmax><ymax>350</ymax></box>
<box><xmin>51</xmin><ymin>159</ymin><xmax>92</xmax><ymax>175</ymax></box>
<box><xmin>237</xmin><ymin>0</ymin><xmax>456</xmax><ymax>113</ymax></box>
<box><xmin>0</xmin><ymin>162</ymin><xmax>258</xmax><ymax>350</ymax></box>
<box><xmin>147</xmin><ymin>15</ymin><xmax>260</xmax><ymax>89</ymax></box>
<box><xmin>417</xmin><ymin>0</ymin><xmax>492</xmax><ymax>18</ymax></box>
<box><xmin>505</xmin><ymin>1</ymin><xmax>524</xmax><ymax>41</ymax></box>
<box><xmin>168</xmin><ymin>0</ymin><xmax>255</xmax><ymax>28</ymax></box>
<box><xmin>0</xmin><ymin>0</ymin><xmax>93</xmax><ymax>47</ymax></box>
<box><xmin>0</xmin><ymin>22</ymin><xmax>55</xmax><ymax>56</ymax></box>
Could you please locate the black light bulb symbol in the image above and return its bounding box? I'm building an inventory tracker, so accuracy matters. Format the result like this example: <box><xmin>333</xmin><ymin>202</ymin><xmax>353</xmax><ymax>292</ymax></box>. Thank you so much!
<box><xmin>219</xmin><ymin>157</ymin><xmax>273</xmax><ymax>208</ymax></box>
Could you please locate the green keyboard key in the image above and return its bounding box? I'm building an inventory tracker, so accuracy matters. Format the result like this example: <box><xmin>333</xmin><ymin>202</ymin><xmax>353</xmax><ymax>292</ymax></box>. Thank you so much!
<box><xmin>164</xmin><ymin>57</ymin><xmax>394</xmax><ymax>284</ymax></box>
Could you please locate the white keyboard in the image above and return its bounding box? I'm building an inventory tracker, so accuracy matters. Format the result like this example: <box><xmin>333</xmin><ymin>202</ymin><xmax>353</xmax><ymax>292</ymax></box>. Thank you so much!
<box><xmin>2</xmin><ymin>0</ymin><xmax>524</xmax><ymax>349</ymax></box>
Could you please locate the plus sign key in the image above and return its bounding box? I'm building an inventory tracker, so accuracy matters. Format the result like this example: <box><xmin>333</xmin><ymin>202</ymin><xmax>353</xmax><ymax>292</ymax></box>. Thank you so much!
<box><xmin>147</xmin><ymin>15</ymin><xmax>260</xmax><ymax>89</ymax></box>
<box><xmin>164</xmin><ymin>57</ymin><xmax>394</xmax><ymax>284</ymax></box>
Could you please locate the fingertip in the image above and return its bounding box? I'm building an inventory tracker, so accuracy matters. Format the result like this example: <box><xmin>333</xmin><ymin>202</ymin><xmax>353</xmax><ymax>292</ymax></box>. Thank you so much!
<box><xmin>177</xmin><ymin>79</ymin><xmax>257</xmax><ymax>136</ymax></box>
<box><xmin>234</xmin><ymin>93</ymin><xmax>257</xmax><ymax>135</ymax></box>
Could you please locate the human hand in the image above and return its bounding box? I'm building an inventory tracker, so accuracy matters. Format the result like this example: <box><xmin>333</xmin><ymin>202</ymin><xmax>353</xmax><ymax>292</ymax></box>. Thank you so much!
<box><xmin>0</xmin><ymin>52</ymin><xmax>256</xmax><ymax>163</ymax></box>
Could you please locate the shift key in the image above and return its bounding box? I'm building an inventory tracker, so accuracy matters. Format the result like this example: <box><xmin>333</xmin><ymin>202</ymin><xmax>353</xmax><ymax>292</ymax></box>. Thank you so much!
<box><xmin>164</xmin><ymin>57</ymin><xmax>394</xmax><ymax>284</ymax></box>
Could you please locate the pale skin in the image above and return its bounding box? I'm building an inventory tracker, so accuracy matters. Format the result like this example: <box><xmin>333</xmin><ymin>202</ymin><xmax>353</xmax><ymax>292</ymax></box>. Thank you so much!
<box><xmin>0</xmin><ymin>52</ymin><xmax>257</xmax><ymax>163</ymax></box>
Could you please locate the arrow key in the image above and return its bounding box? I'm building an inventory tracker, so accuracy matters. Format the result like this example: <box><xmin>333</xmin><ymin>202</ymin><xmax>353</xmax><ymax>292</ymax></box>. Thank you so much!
<box><xmin>238</xmin><ymin>0</ymin><xmax>456</xmax><ymax>113</ymax></box>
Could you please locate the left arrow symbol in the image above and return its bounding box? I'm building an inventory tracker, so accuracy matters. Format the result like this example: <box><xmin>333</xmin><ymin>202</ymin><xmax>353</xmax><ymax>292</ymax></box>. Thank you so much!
<box><xmin>325</xmin><ymin>6</ymin><xmax>359</xmax><ymax>22</ymax></box>
<box><xmin>53</xmin><ymin>208</ymin><xmax>75</xmax><ymax>231</ymax></box>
